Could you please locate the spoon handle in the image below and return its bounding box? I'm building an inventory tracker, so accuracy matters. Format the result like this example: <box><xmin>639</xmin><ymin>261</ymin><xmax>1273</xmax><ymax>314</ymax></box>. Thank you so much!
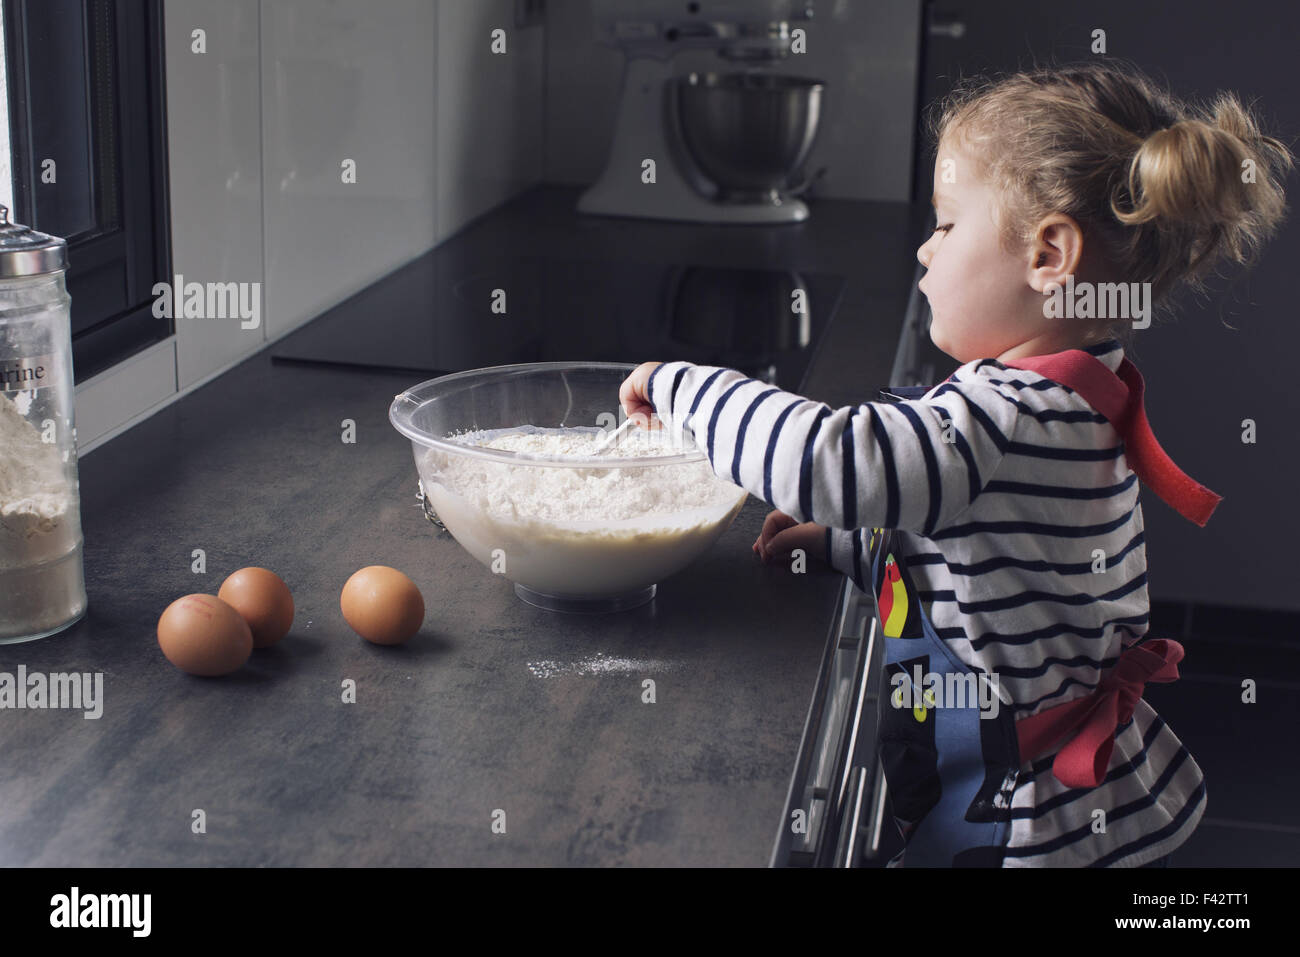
<box><xmin>592</xmin><ymin>416</ymin><xmax>638</xmax><ymax>453</ymax></box>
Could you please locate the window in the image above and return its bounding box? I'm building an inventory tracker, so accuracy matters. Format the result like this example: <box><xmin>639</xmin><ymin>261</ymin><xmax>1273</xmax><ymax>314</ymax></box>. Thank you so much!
<box><xmin>2</xmin><ymin>0</ymin><xmax>171</xmax><ymax>382</ymax></box>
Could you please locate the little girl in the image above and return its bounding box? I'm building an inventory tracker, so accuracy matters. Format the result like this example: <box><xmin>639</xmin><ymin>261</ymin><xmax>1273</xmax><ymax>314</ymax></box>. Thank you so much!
<box><xmin>618</xmin><ymin>59</ymin><xmax>1292</xmax><ymax>867</ymax></box>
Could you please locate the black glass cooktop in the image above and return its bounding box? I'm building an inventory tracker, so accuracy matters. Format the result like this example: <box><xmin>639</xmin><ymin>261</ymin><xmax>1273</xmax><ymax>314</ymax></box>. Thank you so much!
<box><xmin>271</xmin><ymin>254</ymin><xmax>844</xmax><ymax>392</ymax></box>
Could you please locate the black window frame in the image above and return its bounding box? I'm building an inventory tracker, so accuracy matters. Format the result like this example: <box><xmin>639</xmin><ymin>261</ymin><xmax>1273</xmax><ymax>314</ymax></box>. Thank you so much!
<box><xmin>4</xmin><ymin>0</ymin><xmax>172</xmax><ymax>383</ymax></box>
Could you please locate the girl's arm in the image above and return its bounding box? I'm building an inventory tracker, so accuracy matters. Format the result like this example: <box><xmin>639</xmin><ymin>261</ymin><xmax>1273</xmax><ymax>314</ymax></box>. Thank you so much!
<box><xmin>647</xmin><ymin>359</ymin><xmax>1021</xmax><ymax>567</ymax></box>
<box><xmin>824</xmin><ymin>525</ymin><xmax>874</xmax><ymax>593</ymax></box>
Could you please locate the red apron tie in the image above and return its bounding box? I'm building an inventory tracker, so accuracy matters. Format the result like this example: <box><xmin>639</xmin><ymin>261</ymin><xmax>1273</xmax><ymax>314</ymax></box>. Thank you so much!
<box><xmin>1014</xmin><ymin>639</ymin><xmax>1184</xmax><ymax>787</ymax></box>
<box><xmin>1001</xmin><ymin>351</ymin><xmax>1222</xmax><ymax>526</ymax></box>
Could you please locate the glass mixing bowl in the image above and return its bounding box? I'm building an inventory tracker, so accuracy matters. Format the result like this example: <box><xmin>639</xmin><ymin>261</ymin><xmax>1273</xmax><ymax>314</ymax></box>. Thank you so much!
<box><xmin>389</xmin><ymin>361</ymin><xmax>749</xmax><ymax>613</ymax></box>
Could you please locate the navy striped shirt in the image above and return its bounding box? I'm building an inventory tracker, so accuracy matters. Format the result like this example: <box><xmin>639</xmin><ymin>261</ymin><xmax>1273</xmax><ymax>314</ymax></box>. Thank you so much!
<box><xmin>646</xmin><ymin>338</ymin><xmax>1206</xmax><ymax>867</ymax></box>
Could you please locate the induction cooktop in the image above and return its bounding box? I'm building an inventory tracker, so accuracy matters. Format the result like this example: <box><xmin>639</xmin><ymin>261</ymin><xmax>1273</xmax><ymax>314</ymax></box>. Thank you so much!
<box><xmin>271</xmin><ymin>254</ymin><xmax>844</xmax><ymax>392</ymax></box>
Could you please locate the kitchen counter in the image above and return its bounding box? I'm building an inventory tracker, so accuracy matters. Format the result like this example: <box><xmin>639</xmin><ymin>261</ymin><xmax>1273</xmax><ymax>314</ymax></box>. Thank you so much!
<box><xmin>0</xmin><ymin>186</ymin><xmax>933</xmax><ymax>866</ymax></box>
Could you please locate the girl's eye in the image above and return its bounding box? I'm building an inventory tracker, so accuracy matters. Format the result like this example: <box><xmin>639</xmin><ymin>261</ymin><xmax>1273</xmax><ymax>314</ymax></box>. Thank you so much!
<box><xmin>934</xmin><ymin>223</ymin><xmax>953</xmax><ymax>233</ymax></box>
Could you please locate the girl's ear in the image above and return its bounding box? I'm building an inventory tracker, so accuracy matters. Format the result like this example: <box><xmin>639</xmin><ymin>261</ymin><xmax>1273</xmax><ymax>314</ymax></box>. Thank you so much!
<box><xmin>1027</xmin><ymin>214</ymin><xmax>1085</xmax><ymax>292</ymax></box>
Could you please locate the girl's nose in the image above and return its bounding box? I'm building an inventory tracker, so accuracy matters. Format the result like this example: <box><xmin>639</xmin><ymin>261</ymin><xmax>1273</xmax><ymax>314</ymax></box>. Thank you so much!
<box><xmin>917</xmin><ymin>238</ymin><xmax>933</xmax><ymax>269</ymax></box>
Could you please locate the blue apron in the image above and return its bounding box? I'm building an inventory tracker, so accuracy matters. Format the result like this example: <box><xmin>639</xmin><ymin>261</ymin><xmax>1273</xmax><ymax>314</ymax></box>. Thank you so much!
<box><xmin>868</xmin><ymin>523</ymin><xmax>1021</xmax><ymax>867</ymax></box>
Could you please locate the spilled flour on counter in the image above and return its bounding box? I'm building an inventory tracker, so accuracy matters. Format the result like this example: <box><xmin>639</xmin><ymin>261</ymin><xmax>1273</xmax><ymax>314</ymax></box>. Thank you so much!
<box><xmin>526</xmin><ymin>652</ymin><xmax>682</xmax><ymax>679</ymax></box>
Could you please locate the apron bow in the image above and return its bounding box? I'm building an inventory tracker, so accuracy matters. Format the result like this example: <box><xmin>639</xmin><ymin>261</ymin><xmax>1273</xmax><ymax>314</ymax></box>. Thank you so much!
<box><xmin>1014</xmin><ymin>639</ymin><xmax>1184</xmax><ymax>787</ymax></box>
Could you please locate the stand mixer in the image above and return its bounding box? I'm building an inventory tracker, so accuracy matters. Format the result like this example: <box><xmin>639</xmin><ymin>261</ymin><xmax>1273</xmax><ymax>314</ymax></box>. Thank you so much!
<box><xmin>578</xmin><ymin>0</ymin><xmax>823</xmax><ymax>225</ymax></box>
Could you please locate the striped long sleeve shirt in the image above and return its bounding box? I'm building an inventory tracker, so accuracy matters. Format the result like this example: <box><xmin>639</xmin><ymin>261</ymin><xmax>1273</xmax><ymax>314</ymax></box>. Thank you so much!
<box><xmin>646</xmin><ymin>338</ymin><xmax>1206</xmax><ymax>867</ymax></box>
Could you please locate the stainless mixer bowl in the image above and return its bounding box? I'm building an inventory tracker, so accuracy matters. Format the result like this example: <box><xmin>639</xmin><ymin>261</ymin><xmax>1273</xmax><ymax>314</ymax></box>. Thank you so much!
<box><xmin>676</xmin><ymin>71</ymin><xmax>824</xmax><ymax>197</ymax></box>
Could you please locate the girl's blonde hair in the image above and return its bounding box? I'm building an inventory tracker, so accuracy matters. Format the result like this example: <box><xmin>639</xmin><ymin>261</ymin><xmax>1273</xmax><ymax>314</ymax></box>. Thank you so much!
<box><xmin>927</xmin><ymin>59</ymin><xmax>1294</xmax><ymax>340</ymax></box>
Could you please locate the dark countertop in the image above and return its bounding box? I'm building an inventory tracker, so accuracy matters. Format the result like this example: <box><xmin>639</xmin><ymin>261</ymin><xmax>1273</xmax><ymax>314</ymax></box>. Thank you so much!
<box><xmin>0</xmin><ymin>186</ymin><xmax>931</xmax><ymax>866</ymax></box>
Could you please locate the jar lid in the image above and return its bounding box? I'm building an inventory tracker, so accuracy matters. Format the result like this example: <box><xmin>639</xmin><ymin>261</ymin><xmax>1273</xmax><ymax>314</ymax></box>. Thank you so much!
<box><xmin>0</xmin><ymin>205</ymin><xmax>67</xmax><ymax>277</ymax></box>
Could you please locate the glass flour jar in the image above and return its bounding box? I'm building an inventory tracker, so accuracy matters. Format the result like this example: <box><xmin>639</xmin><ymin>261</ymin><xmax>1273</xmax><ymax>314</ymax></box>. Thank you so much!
<box><xmin>0</xmin><ymin>205</ymin><xmax>87</xmax><ymax>643</ymax></box>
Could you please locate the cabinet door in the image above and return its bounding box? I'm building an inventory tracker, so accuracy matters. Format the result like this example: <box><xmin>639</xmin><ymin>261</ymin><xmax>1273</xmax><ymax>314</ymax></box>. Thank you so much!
<box><xmin>4</xmin><ymin>0</ymin><xmax>172</xmax><ymax>382</ymax></box>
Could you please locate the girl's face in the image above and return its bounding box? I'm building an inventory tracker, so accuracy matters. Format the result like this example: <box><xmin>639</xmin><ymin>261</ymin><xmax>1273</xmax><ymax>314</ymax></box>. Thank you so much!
<box><xmin>916</xmin><ymin>138</ymin><xmax>1066</xmax><ymax>363</ymax></box>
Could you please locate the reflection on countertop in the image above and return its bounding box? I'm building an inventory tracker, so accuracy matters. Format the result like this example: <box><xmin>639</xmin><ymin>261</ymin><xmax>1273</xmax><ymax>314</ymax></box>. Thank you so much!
<box><xmin>273</xmin><ymin>256</ymin><xmax>843</xmax><ymax>392</ymax></box>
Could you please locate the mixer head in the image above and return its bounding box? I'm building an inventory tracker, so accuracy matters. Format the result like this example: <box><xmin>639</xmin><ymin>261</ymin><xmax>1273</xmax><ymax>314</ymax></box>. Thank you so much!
<box><xmin>592</xmin><ymin>0</ymin><xmax>815</xmax><ymax>61</ymax></box>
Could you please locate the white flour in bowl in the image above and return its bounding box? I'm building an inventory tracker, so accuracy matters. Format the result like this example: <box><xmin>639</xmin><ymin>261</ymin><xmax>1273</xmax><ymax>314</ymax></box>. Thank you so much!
<box><xmin>419</xmin><ymin>425</ymin><xmax>747</xmax><ymax>597</ymax></box>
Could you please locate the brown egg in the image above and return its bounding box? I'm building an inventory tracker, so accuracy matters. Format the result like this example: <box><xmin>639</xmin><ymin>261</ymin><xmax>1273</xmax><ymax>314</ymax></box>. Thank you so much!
<box><xmin>157</xmin><ymin>594</ymin><xmax>253</xmax><ymax>676</ymax></box>
<box><xmin>218</xmin><ymin>567</ymin><xmax>295</xmax><ymax>648</ymax></box>
<box><xmin>340</xmin><ymin>565</ymin><xmax>424</xmax><ymax>645</ymax></box>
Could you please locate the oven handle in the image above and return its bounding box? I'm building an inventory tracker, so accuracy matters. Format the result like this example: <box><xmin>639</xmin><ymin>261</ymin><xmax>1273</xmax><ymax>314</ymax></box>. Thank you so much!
<box><xmin>839</xmin><ymin>587</ymin><xmax>897</xmax><ymax>865</ymax></box>
<box><xmin>841</xmin><ymin>765</ymin><xmax>867</xmax><ymax>866</ymax></box>
<box><xmin>868</xmin><ymin>756</ymin><xmax>889</xmax><ymax>856</ymax></box>
<box><xmin>838</xmin><ymin>612</ymin><xmax>889</xmax><ymax>865</ymax></box>
<box><xmin>833</xmin><ymin>611</ymin><xmax>875</xmax><ymax>829</ymax></box>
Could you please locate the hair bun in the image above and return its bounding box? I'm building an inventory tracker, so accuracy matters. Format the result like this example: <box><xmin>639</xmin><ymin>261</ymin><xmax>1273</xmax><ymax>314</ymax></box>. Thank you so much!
<box><xmin>1116</xmin><ymin>93</ymin><xmax>1291</xmax><ymax>273</ymax></box>
<box><xmin>1122</xmin><ymin>117</ymin><xmax>1246</xmax><ymax>229</ymax></box>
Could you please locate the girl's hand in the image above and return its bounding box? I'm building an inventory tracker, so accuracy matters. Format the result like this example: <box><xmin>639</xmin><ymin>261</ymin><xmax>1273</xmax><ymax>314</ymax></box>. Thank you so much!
<box><xmin>617</xmin><ymin>361</ymin><xmax>664</xmax><ymax>426</ymax></box>
<box><xmin>754</xmin><ymin>509</ymin><xmax>826</xmax><ymax>565</ymax></box>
